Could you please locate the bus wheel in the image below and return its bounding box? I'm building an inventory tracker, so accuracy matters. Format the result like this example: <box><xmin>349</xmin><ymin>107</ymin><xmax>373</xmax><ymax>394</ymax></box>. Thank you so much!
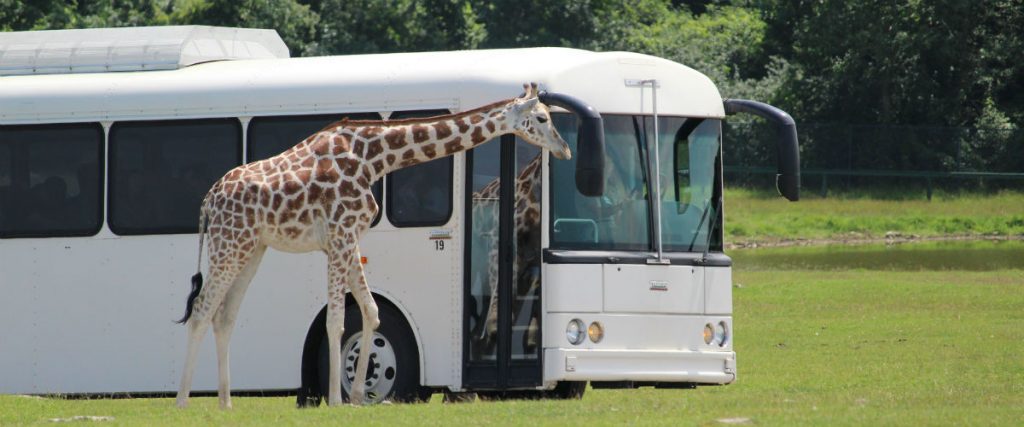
<box><xmin>545</xmin><ymin>381</ymin><xmax>587</xmax><ymax>399</ymax></box>
<box><xmin>476</xmin><ymin>382</ymin><xmax>586</xmax><ymax>401</ymax></box>
<box><xmin>317</xmin><ymin>303</ymin><xmax>426</xmax><ymax>403</ymax></box>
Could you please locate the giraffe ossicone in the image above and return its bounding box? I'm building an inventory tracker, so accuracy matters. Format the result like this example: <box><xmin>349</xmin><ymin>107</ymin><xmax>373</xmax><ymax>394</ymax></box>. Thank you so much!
<box><xmin>174</xmin><ymin>83</ymin><xmax>570</xmax><ymax>408</ymax></box>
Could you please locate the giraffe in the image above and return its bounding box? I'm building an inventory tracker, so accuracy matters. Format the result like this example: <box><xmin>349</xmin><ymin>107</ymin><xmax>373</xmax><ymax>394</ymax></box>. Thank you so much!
<box><xmin>174</xmin><ymin>83</ymin><xmax>570</xmax><ymax>409</ymax></box>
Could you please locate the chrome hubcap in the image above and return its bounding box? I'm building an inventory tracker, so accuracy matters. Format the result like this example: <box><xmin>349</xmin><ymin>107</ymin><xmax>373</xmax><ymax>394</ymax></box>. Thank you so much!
<box><xmin>340</xmin><ymin>331</ymin><xmax>397</xmax><ymax>403</ymax></box>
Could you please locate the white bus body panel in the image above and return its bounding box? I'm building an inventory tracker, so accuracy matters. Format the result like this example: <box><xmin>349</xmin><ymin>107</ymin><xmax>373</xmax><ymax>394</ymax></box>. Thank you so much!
<box><xmin>543</xmin><ymin>263</ymin><xmax>735</xmax><ymax>384</ymax></box>
<box><xmin>603</xmin><ymin>264</ymin><xmax>703</xmax><ymax>314</ymax></box>
<box><xmin>0</xmin><ymin>234</ymin><xmax>316</xmax><ymax>394</ymax></box>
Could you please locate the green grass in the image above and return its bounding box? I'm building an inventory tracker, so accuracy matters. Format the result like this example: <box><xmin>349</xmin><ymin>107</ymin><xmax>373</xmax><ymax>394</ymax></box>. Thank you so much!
<box><xmin>4</xmin><ymin>253</ymin><xmax>1022</xmax><ymax>425</ymax></box>
<box><xmin>724</xmin><ymin>188</ymin><xmax>1024</xmax><ymax>244</ymax></box>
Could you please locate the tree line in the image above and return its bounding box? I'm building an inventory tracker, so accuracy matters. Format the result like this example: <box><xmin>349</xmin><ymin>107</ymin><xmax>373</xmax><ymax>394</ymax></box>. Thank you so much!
<box><xmin>3</xmin><ymin>0</ymin><xmax>1022</xmax><ymax>174</ymax></box>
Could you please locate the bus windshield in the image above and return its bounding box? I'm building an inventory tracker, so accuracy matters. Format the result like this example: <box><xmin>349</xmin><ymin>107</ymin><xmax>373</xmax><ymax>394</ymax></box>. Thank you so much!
<box><xmin>550</xmin><ymin>114</ymin><xmax>722</xmax><ymax>253</ymax></box>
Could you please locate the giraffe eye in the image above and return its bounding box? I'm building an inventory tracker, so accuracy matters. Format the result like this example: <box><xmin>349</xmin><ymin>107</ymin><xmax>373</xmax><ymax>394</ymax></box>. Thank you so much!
<box><xmin>537</xmin><ymin>116</ymin><xmax>549</xmax><ymax>124</ymax></box>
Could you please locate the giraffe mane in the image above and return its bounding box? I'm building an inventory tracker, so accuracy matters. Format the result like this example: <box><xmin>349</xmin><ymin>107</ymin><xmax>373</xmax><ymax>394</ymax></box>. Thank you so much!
<box><xmin>318</xmin><ymin>98</ymin><xmax>516</xmax><ymax>133</ymax></box>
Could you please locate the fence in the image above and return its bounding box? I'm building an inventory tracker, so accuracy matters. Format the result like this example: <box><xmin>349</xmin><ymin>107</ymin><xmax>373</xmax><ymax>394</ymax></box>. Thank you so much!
<box><xmin>722</xmin><ymin>122</ymin><xmax>1024</xmax><ymax>197</ymax></box>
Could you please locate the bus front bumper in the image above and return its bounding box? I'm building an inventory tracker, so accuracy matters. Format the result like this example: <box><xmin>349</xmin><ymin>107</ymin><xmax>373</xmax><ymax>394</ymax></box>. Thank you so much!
<box><xmin>544</xmin><ymin>348</ymin><xmax>736</xmax><ymax>385</ymax></box>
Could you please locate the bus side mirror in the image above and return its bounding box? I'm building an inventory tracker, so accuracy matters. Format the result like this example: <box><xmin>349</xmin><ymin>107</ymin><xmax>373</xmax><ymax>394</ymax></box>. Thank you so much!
<box><xmin>723</xmin><ymin>99</ymin><xmax>801</xmax><ymax>201</ymax></box>
<box><xmin>538</xmin><ymin>91</ymin><xmax>605</xmax><ymax>197</ymax></box>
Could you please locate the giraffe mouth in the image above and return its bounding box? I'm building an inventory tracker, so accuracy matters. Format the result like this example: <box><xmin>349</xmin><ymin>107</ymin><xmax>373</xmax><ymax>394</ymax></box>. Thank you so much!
<box><xmin>552</xmin><ymin>146</ymin><xmax>572</xmax><ymax>160</ymax></box>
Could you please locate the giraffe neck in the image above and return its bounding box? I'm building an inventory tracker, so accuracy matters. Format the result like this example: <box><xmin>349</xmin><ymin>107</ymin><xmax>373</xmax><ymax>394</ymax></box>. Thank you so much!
<box><xmin>342</xmin><ymin>99</ymin><xmax>514</xmax><ymax>182</ymax></box>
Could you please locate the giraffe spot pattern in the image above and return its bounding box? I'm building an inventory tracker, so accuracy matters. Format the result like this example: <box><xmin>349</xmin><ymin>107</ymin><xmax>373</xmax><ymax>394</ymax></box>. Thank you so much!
<box><xmin>283</xmin><ymin>180</ymin><xmax>302</xmax><ymax>196</ymax></box>
<box><xmin>336</xmin><ymin>157</ymin><xmax>360</xmax><ymax>177</ymax></box>
<box><xmin>471</xmin><ymin>126</ymin><xmax>487</xmax><ymax>144</ymax></box>
<box><xmin>339</xmin><ymin>181</ymin><xmax>360</xmax><ymax>199</ymax></box>
<box><xmin>444</xmin><ymin>138</ymin><xmax>464</xmax><ymax>155</ymax></box>
<box><xmin>332</xmin><ymin>135</ymin><xmax>351</xmax><ymax>155</ymax></box>
<box><xmin>366</xmin><ymin>139</ymin><xmax>383</xmax><ymax>159</ymax></box>
<box><xmin>384</xmin><ymin>130</ymin><xmax>406</xmax><ymax>150</ymax></box>
<box><xmin>357</xmin><ymin>127</ymin><xmax>382</xmax><ymax>139</ymax></box>
<box><xmin>435</xmin><ymin>121</ymin><xmax>452</xmax><ymax>139</ymax></box>
<box><xmin>412</xmin><ymin>125</ymin><xmax>430</xmax><ymax>143</ymax></box>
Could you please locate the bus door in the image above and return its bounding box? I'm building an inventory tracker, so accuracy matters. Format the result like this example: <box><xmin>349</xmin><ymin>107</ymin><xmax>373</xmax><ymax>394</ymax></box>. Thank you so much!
<box><xmin>463</xmin><ymin>135</ymin><xmax>543</xmax><ymax>389</ymax></box>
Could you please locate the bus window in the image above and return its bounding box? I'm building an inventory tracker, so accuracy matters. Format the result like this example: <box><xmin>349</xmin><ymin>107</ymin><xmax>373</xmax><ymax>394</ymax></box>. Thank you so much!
<box><xmin>248</xmin><ymin>113</ymin><xmax>383</xmax><ymax>226</ymax></box>
<box><xmin>108</xmin><ymin>119</ymin><xmax>241</xmax><ymax>235</ymax></box>
<box><xmin>247</xmin><ymin>113</ymin><xmax>379</xmax><ymax>161</ymax></box>
<box><xmin>658</xmin><ymin>118</ymin><xmax>721</xmax><ymax>252</ymax></box>
<box><xmin>386</xmin><ymin>110</ymin><xmax>453</xmax><ymax>227</ymax></box>
<box><xmin>0</xmin><ymin>123</ymin><xmax>103</xmax><ymax>238</ymax></box>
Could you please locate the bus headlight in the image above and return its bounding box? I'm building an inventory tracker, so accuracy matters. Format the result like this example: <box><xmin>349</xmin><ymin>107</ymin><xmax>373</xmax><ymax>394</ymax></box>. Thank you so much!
<box><xmin>704</xmin><ymin>322</ymin><xmax>730</xmax><ymax>347</ymax></box>
<box><xmin>587</xmin><ymin>322</ymin><xmax>604</xmax><ymax>343</ymax></box>
<box><xmin>566</xmin><ymin>319</ymin><xmax>585</xmax><ymax>345</ymax></box>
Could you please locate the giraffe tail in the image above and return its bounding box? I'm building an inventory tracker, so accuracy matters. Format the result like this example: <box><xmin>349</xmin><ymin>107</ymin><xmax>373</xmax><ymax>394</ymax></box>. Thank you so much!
<box><xmin>176</xmin><ymin>273</ymin><xmax>204</xmax><ymax>324</ymax></box>
<box><xmin>176</xmin><ymin>195</ymin><xmax>210</xmax><ymax>324</ymax></box>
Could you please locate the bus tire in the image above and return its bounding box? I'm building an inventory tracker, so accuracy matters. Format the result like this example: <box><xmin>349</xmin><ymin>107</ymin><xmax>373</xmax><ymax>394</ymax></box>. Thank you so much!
<box><xmin>316</xmin><ymin>302</ymin><xmax>426</xmax><ymax>403</ymax></box>
<box><xmin>476</xmin><ymin>381</ymin><xmax>586</xmax><ymax>401</ymax></box>
<box><xmin>545</xmin><ymin>381</ymin><xmax>587</xmax><ymax>399</ymax></box>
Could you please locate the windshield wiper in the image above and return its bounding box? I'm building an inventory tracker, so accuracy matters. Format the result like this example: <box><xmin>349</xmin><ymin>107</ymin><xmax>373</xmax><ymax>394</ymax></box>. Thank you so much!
<box><xmin>688</xmin><ymin>194</ymin><xmax>722</xmax><ymax>262</ymax></box>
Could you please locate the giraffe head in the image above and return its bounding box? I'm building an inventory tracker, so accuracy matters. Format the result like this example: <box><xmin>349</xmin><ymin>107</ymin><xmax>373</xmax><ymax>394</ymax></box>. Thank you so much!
<box><xmin>506</xmin><ymin>83</ymin><xmax>572</xmax><ymax>160</ymax></box>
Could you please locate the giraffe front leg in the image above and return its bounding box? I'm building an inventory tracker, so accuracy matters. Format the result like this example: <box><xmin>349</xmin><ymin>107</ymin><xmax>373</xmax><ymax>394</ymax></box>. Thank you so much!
<box><xmin>325</xmin><ymin>252</ymin><xmax>348</xmax><ymax>406</ymax></box>
<box><xmin>347</xmin><ymin>246</ymin><xmax>380</xmax><ymax>405</ymax></box>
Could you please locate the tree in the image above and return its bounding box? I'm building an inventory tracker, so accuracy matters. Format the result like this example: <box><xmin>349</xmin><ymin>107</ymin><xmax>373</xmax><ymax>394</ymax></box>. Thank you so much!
<box><xmin>0</xmin><ymin>0</ymin><xmax>172</xmax><ymax>30</ymax></box>
<box><xmin>760</xmin><ymin>0</ymin><xmax>1024</xmax><ymax>129</ymax></box>
<box><xmin>174</xmin><ymin>0</ymin><xmax>319</xmax><ymax>55</ymax></box>
<box><xmin>305</xmin><ymin>0</ymin><xmax>485</xmax><ymax>55</ymax></box>
<box><xmin>587</xmin><ymin>3</ymin><xmax>777</xmax><ymax>100</ymax></box>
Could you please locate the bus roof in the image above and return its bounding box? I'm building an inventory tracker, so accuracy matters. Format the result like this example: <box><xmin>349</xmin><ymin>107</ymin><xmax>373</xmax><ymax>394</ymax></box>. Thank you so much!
<box><xmin>1</xmin><ymin>40</ymin><xmax>724</xmax><ymax>124</ymax></box>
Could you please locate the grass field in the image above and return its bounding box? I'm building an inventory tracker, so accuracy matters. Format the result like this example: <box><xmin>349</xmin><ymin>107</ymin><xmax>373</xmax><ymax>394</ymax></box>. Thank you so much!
<box><xmin>724</xmin><ymin>188</ymin><xmax>1024</xmax><ymax>245</ymax></box>
<box><xmin>4</xmin><ymin>243</ymin><xmax>1021</xmax><ymax>425</ymax></box>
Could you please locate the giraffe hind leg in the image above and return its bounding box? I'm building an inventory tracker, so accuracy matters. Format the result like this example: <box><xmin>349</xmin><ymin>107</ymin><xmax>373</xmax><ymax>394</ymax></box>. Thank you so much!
<box><xmin>176</xmin><ymin>313</ymin><xmax>211</xmax><ymax>408</ymax></box>
<box><xmin>211</xmin><ymin>245</ymin><xmax>267</xmax><ymax>410</ymax></box>
<box><xmin>176</xmin><ymin>243</ymin><xmax>263</xmax><ymax>409</ymax></box>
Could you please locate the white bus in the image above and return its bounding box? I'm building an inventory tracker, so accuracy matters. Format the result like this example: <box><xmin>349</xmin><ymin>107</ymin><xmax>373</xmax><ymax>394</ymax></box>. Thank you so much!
<box><xmin>0</xmin><ymin>26</ymin><xmax>799</xmax><ymax>404</ymax></box>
